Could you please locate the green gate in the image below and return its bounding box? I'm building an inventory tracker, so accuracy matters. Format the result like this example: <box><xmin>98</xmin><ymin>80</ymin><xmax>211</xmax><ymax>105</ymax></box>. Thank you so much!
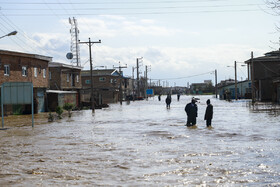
<box><xmin>1</xmin><ymin>82</ymin><xmax>34</xmax><ymax>129</ymax></box>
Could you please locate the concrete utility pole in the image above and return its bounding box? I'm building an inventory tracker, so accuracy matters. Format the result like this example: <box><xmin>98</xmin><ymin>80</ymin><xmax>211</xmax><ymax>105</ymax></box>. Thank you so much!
<box><xmin>234</xmin><ymin>61</ymin><xmax>237</xmax><ymax>100</ymax></box>
<box><xmin>215</xmin><ymin>69</ymin><xmax>218</xmax><ymax>98</ymax></box>
<box><xmin>79</xmin><ymin>38</ymin><xmax>101</xmax><ymax>112</ymax></box>
<box><xmin>144</xmin><ymin>65</ymin><xmax>151</xmax><ymax>98</ymax></box>
<box><xmin>136</xmin><ymin>57</ymin><xmax>143</xmax><ymax>98</ymax></box>
<box><xmin>114</xmin><ymin>62</ymin><xmax>127</xmax><ymax>105</ymax></box>
<box><xmin>132</xmin><ymin>67</ymin><xmax>135</xmax><ymax>101</ymax></box>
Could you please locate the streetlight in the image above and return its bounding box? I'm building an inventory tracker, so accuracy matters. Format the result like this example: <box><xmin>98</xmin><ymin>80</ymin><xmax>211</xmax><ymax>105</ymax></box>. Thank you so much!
<box><xmin>0</xmin><ymin>31</ymin><xmax>17</xmax><ymax>40</ymax></box>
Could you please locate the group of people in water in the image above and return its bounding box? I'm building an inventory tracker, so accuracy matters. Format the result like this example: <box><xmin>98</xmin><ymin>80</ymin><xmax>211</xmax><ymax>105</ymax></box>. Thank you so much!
<box><xmin>160</xmin><ymin>94</ymin><xmax>213</xmax><ymax>127</ymax></box>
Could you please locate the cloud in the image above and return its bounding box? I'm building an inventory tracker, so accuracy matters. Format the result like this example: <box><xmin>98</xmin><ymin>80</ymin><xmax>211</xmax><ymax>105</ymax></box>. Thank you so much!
<box><xmin>64</xmin><ymin>16</ymin><xmax>181</xmax><ymax>39</ymax></box>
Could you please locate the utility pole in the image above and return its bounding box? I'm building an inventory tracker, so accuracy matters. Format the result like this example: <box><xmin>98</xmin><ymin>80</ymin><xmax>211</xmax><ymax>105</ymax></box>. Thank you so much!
<box><xmin>145</xmin><ymin>65</ymin><xmax>148</xmax><ymax>98</ymax></box>
<box><xmin>251</xmin><ymin>51</ymin><xmax>255</xmax><ymax>103</ymax></box>
<box><xmin>215</xmin><ymin>69</ymin><xmax>218</xmax><ymax>98</ymax></box>
<box><xmin>79</xmin><ymin>38</ymin><xmax>101</xmax><ymax>112</ymax></box>
<box><xmin>136</xmin><ymin>57</ymin><xmax>143</xmax><ymax>98</ymax></box>
<box><xmin>144</xmin><ymin>65</ymin><xmax>151</xmax><ymax>98</ymax></box>
<box><xmin>132</xmin><ymin>67</ymin><xmax>135</xmax><ymax>101</ymax></box>
<box><xmin>234</xmin><ymin>61</ymin><xmax>237</xmax><ymax>100</ymax></box>
<box><xmin>114</xmin><ymin>62</ymin><xmax>127</xmax><ymax>105</ymax></box>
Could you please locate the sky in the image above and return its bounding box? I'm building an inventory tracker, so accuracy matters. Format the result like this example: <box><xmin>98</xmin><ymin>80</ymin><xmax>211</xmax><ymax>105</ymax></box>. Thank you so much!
<box><xmin>0</xmin><ymin>0</ymin><xmax>279</xmax><ymax>87</ymax></box>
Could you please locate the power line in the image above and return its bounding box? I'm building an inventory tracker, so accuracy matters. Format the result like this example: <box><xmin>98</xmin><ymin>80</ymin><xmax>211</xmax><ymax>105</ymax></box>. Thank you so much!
<box><xmin>0</xmin><ymin>0</ymin><xmax>234</xmax><ymax>5</ymax></box>
<box><xmin>1</xmin><ymin>9</ymin><xmax>267</xmax><ymax>16</ymax></box>
<box><xmin>0</xmin><ymin>12</ymin><xmax>55</xmax><ymax>55</ymax></box>
<box><xmin>152</xmin><ymin>71</ymin><xmax>214</xmax><ymax>81</ymax></box>
<box><xmin>0</xmin><ymin>4</ymin><xmax>264</xmax><ymax>11</ymax></box>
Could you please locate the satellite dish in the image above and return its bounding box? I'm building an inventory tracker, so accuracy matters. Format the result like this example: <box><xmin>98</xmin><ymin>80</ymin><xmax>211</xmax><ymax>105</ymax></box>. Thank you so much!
<box><xmin>66</xmin><ymin>52</ymin><xmax>73</xmax><ymax>60</ymax></box>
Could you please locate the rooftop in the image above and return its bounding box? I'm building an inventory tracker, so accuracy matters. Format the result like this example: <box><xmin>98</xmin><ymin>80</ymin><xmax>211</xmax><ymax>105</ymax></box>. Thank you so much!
<box><xmin>0</xmin><ymin>49</ymin><xmax>52</xmax><ymax>62</ymax></box>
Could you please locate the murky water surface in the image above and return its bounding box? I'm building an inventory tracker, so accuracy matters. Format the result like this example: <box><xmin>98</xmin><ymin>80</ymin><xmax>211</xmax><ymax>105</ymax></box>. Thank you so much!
<box><xmin>0</xmin><ymin>95</ymin><xmax>279</xmax><ymax>186</ymax></box>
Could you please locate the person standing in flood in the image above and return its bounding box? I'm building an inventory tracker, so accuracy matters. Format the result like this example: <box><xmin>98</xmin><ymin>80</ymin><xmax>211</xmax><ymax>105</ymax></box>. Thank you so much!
<box><xmin>185</xmin><ymin>98</ymin><xmax>198</xmax><ymax>126</ymax></box>
<box><xmin>177</xmin><ymin>93</ymin><xmax>180</xmax><ymax>101</ymax></box>
<box><xmin>204</xmin><ymin>99</ymin><xmax>213</xmax><ymax>127</ymax></box>
<box><xmin>165</xmin><ymin>94</ymin><xmax>171</xmax><ymax>109</ymax></box>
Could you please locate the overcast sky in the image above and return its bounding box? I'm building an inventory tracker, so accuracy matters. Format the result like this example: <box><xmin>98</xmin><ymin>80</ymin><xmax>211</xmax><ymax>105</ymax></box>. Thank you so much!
<box><xmin>0</xmin><ymin>0</ymin><xmax>278</xmax><ymax>86</ymax></box>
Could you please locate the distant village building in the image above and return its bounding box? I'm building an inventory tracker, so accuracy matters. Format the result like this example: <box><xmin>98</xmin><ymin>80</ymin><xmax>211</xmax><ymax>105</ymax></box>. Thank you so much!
<box><xmin>218</xmin><ymin>80</ymin><xmax>251</xmax><ymax>100</ymax></box>
<box><xmin>0</xmin><ymin>50</ymin><xmax>52</xmax><ymax>114</ymax></box>
<box><xmin>245</xmin><ymin>50</ymin><xmax>280</xmax><ymax>102</ymax></box>
<box><xmin>81</xmin><ymin>69</ymin><xmax>124</xmax><ymax>105</ymax></box>
<box><xmin>190</xmin><ymin>80</ymin><xmax>214</xmax><ymax>94</ymax></box>
<box><xmin>47</xmin><ymin>62</ymin><xmax>82</xmax><ymax>111</ymax></box>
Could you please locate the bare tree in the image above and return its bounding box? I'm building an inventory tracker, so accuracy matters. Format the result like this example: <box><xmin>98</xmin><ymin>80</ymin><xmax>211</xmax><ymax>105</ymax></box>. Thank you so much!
<box><xmin>265</xmin><ymin>0</ymin><xmax>280</xmax><ymax>37</ymax></box>
<box><xmin>266</xmin><ymin>0</ymin><xmax>280</xmax><ymax>15</ymax></box>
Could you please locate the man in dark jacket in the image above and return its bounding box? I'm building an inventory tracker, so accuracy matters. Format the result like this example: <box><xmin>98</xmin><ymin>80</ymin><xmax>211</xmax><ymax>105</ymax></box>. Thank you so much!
<box><xmin>204</xmin><ymin>99</ymin><xmax>213</xmax><ymax>127</ymax></box>
<box><xmin>185</xmin><ymin>98</ymin><xmax>198</xmax><ymax>126</ymax></box>
<box><xmin>165</xmin><ymin>94</ymin><xmax>171</xmax><ymax>109</ymax></box>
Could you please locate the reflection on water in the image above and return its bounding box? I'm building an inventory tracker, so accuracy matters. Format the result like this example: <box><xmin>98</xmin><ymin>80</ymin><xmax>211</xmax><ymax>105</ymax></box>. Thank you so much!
<box><xmin>0</xmin><ymin>95</ymin><xmax>280</xmax><ymax>186</ymax></box>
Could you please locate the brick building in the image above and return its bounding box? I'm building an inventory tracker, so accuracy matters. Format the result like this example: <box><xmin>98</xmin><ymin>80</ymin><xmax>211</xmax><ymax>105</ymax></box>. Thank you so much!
<box><xmin>81</xmin><ymin>69</ymin><xmax>122</xmax><ymax>105</ymax></box>
<box><xmin>47</xmin><ymin>62</ymin><xmax>82</xmax><ymax>111</ymax></box>
<box><xmin>0</xmin><ymin>50</ymin><xmax>52</xmax><ymax>114</ymax></box>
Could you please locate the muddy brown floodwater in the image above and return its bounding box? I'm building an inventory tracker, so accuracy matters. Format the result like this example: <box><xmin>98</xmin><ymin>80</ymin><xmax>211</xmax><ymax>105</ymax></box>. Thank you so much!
<box><xmin>0</xmin><ymin>95</ymin><xmax>280</xmax><ymax>186</ymax></box>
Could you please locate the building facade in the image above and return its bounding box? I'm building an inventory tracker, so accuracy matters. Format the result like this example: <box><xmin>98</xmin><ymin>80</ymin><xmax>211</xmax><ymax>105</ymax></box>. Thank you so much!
<box><xmin>245</xmin><ymin>50</ymin><xmax>280</xmax><ymax>102</ymax></box>
<box><xmin>0</xmin><ymin>50</ymin><xmax>52</xmax><ymax>114</ymax></box>
<box><xmin>81</xmin><ymin>69</ymin><xmax>122</xmax><ymax>105</ymax></box>
<box><xmin>48</xmin><ymin>62</ymin><xmax>82</xmax><ymax>111</ymax></box>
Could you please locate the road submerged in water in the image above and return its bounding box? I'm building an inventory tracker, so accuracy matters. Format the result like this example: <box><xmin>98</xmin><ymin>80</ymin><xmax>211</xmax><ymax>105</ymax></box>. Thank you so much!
<box><xmin>0</xmin><ymin>95</ymin><xmax>280</xmax><ymax>186</ymax></box>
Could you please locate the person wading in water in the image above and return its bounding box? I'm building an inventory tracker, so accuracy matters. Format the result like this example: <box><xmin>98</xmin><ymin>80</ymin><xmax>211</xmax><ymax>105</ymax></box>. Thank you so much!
<box><xmin>185</xmin><ymin>98</ymin><xmax>198</xmax><ymax>126</ymax></box>
<box><xmin>204</xmin><ymin>99</ymin><xmax>213</xmax><ymax>127</ymax></box>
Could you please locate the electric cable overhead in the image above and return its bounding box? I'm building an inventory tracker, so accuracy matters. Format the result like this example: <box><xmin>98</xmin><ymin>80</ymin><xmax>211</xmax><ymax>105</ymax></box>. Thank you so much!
<box><xmin>152</xmin><ymin>71</ymin><xmax>214</xmax><ymax>81</ymax></box>
<box><xmin>1</xmin><ymin>9</ymin><xmax>267</xmax><ymax>16</ymax></box>
<box><xmin>0</xmin><ymin>12</ymin><xmax>55</xmax><ymax>55</ymax></box>
<box><xmin>0</xmin><ymin>0</ymin><xmax>235</xmax><ymax>5</ymax></box>
<box><xmin>1</xmin><ymin>3</ymin><xmax>264</xmax><ymax>11</ymax></box>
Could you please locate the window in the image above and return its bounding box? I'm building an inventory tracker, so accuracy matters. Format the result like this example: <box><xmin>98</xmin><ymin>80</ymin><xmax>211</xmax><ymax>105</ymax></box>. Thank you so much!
<box><xmin>4</xmin><ymin>65</ymin><xmax>10</xmax><ymax>76</ymax></box>
<box><xmin>67</xmin><ymin>73</ymin><xmax>69</xmax><ymax>82</ymax></box>
<box><xmin>85</xmin><ymin>80</ymin><xmax>91</xmax><ymax>84</ymax></box>
<box><xmin>34</xmin><ymin>67</ymin><xmax>37</xmax><ymax>77</ymax></box>
<box><xmin>76</xmin><ymin>75</ymin><xmax>79</xmax><ymax>82</ymax></box>
<box><xmin>49</xmin><ymin>71</ymin><xmax>52</xmax><ymax>80</ymax></box>
<box><xmin>99</xmin><ymin>77</ymin><xmax>106</xmax><ymax>82</ymax></box>
<box><xmin>43</xmin><ymin>69</ymin><xmax>46</xmax><ymax>78</ymax></box>
<box><xmin>22</xmin><ymin>66</ymin><xmax>27</xmax><ymax>77</ymax></box>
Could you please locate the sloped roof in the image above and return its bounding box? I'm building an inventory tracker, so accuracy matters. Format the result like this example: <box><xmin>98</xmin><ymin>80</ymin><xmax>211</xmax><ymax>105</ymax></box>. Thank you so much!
<box><xmin>81</xmin><ymin>69</ymin><xmax>120</xmax><ymax>77</ymax></box>
<box><xmin>49</xmin><ymin>62</ymin><xmax>83</xmax><ymax>70</ymax></box>
<box><xmin>245</xmin><ymin>50</ymin><xmax>280</xmax><ymax>63</ymax></box>
<box><xmin>0</xmin><ymin>49</ymin><xmax>52</xmax><ymax>62</ymax></box>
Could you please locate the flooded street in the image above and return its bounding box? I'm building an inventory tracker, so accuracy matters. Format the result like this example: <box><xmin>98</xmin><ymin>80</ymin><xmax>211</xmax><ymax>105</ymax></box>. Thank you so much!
<box><xmin>1</xmin><ymin>95</ymin><xmax>280</xmax><ymax>186</ymax></box>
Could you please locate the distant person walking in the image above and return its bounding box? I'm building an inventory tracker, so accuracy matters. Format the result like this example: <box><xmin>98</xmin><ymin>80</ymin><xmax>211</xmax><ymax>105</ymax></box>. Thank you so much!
<box><xmin>165</xmin><ymin>94</ymin><xmax>172</xmax><ymax>109</ymax></box>
<box><xmin>204</xmin><ymin>99</ymin><xmax>213</xmax><ymax>127</ymax></box>
<box><xmin>185</xmin><ymin>98</ymin><xmax>198</xmax><ymax>126</ymax></box>
<box><xmin>158</xmin><ymin>94</ymin><xmax>161</xmax><ymax>101</ymax></box>
<box><xmin>177</xmin><ymin>94</ymin><xmax>180</xmax><ymax>101</ymax></box>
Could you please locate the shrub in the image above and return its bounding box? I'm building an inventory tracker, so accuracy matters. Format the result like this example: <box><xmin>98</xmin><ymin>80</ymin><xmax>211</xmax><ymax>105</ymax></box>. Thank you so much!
<box><xmin>63</xmin><ymin>103</ymin><xmax>74</xmax><ymax>117</ymax></box>
<box><xmin>56</xmin><ymin>106</ymin><xmax>63</xmax><ymax>119</ymax></box>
